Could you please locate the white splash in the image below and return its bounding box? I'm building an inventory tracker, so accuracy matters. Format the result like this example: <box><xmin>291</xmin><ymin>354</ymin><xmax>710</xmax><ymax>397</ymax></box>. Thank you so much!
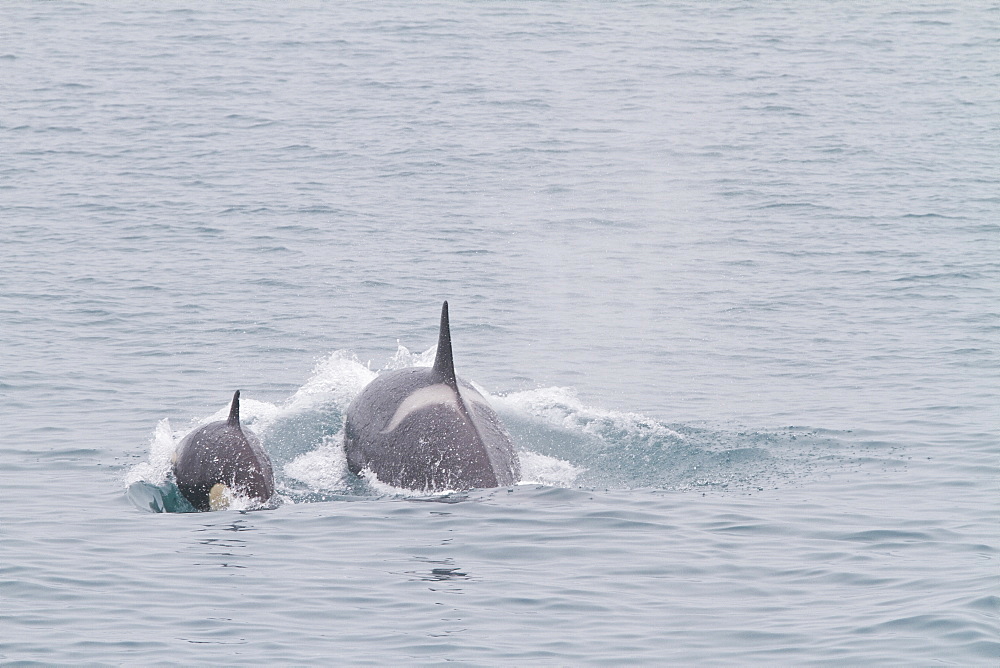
<box><xmin>283</xmin><ymin>434</ymin><xmax>349</xmax><ymax>491</ymax></box>
<box><xmin>358</xmin><ymin>468</ymin><xmax>462</xmax><ymax>497</ymax></box>
<box><xmin>124</xmin><ymin>418</ymin><xmax>178</xmax><ymax>486</ymax></box>
<box><xmin>518</xmin><ymin>451</ymin><xmax>585</xmax><ymax>487</ymax></box>
<box><xmin>495</xmin><ymin>386</ymin><xmax>684</xmax><ymax>441</ymax></box>
<box><xmin>383</xmin><ymin>342</ymin><xmax>436</xmax><ymax>370</ymax></box>
<box><xmin>281</xmin><ymin>350</ymin><xmax>377</xmax><ymax>417</ymax></box>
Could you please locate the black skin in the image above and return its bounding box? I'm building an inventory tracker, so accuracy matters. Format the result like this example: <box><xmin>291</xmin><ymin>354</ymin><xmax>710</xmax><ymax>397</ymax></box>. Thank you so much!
<box><xmin>173</xmin><ymin>391</ymin><xmax>274</xmax><ymax>511</ymax></box>
<box><xmin>343</xmin><ymin>302</ymin><xmax>520</xmax><ymax>491</ymax></box>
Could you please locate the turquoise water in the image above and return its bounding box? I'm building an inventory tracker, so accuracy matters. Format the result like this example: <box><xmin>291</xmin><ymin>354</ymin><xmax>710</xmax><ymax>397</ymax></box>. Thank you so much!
<box><xmin>2</xmin><ymin>2</ymin><xmax>998</xmax><ymax>664</ymax></box>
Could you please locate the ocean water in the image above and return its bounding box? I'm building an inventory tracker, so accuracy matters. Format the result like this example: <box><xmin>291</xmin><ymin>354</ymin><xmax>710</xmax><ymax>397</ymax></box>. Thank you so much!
<box><xmin>2</xmin><ymin>1</ymin><xmax>998</xmax><ymax>664</ymax></box>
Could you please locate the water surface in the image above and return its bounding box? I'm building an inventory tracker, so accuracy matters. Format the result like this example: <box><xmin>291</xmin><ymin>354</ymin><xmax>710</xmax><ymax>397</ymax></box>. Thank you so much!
<box><xmin>1</xmin><ymin>2</ymin><xmax>997</xmax><ymax>664</ymax></box>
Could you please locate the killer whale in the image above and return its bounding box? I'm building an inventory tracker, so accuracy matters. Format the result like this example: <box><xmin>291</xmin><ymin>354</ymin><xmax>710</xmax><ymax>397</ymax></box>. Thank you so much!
<box><xmin>344</xmin><ymin>302</ymin><xmax>520</xmax><ymax>491</ymax></box>
<box><xmin>172</xmin><ymin>390</ymin><xmax>275</xmax><ymax>511</ymax></box>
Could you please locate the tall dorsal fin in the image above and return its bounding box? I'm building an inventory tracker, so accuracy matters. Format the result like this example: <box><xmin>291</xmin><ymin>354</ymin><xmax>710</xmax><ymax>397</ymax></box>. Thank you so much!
<box><xmin>431</xmin><ymin>301</ymin><xmax>457</xmax><ymax>387</ymax></box>
<box><xmin>227</xmin><ymin>390</ymin><xmax>241</xmax><ymax>426</ymax></box>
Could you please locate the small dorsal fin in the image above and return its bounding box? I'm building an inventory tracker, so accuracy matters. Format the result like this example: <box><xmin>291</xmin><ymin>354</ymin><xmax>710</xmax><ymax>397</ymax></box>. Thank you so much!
<box><xmin>431</xmin><ymin>301</ymin><xmax>457</xmax><ymax>387</ymax></box>
<box><xmin>227</xmin><ymin>390</ymin><xmax>241</xmax><ymax>426</ymax></box>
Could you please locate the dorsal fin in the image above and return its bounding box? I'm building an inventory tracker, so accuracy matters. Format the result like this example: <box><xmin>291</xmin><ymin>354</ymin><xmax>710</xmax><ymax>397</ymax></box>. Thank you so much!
<box><xmin>431</xmin><ymin>301</ymin><xmax>457</xmax><ymax>387</ymax></box>
<box><xmin>227</xmin><ymin>390</ymin><xmax>241</xmax><ymax>427</ymax></box>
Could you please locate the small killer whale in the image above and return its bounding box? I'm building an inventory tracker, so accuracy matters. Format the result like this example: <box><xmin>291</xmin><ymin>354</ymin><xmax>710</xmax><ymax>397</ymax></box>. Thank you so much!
<box><xmin>172</xmin><ymin>390</ymin><xmax>275</xmax><ymax>511</ymax></box>
<box><xmin>344</xmin><ymin>301</ymin><xmax>520</xmax><ymax>491</ymax></box>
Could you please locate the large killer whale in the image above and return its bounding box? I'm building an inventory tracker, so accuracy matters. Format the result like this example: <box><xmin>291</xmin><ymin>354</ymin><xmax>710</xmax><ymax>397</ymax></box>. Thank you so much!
<box><xmin>344</xmin><ymin>301</ymin><xmax>521</xmax><ymax>491</ymax></box>
<box><xmin>172</xmin><ymin>390</ymin><xmax>275</xmax><ymax>511</ymax></box>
